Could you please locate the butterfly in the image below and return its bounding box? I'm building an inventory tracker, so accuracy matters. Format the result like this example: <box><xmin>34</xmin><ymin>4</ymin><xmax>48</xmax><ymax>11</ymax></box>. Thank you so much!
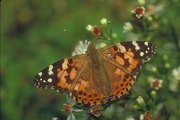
<box><xmin>33</xmin><ymin>41</ymin><xmax>156</xmax><ymax>117</ymax></box>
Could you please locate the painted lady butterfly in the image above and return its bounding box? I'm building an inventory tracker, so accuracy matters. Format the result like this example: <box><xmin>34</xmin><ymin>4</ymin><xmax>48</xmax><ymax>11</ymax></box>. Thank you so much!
<box><xmin>33</xmin><ymin>41</ymin><xmax>156</xmax><ymax>117</ymax></box>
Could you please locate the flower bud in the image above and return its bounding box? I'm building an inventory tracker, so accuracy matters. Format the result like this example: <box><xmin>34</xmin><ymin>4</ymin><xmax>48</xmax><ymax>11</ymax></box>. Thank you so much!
<box><xmin>133</xmin><ymin>104</ymin><xmax>141</xmax><ymax>110</ymax></box>
<box><xmin>150</xmin><ymin>90</ymin><xmax>157</xmax><ymax>100</ymax></box>
<box><xmin>151</xmin><ymin>66</ymin><xmax>157</xmax><ymax>73</ymax></box>
<box><xmin>136</xmin><ymin>96</ymin><xmax>145</xmax><ymax>107</ymax></box>
<box><xmin>100</xmin><ymin>18</ymin><xmax>108</xmax><ymax>26</ymax></box>
<box><xmin>138</xmin><ymin>0</ymin><xmax>145</xmax><ymax>6</ymax></box>
<box><xmin>123</xmin><ymin>22</ymin><xmax>133</xmax><ymax>32</ymax></box>
<box><xmin>86</xmin><ymin>24</ymin><xmax>93</xmax><ymax>31</ymax></box>
<box><xmin>147</xmin><ymin>16</ymin><xmax>153</xmax><ymax>23</ymax></box>
<box><xmin>164</xmin><ymin>63</ymin><xmax>170</xmax><ymax>69</ymax></box>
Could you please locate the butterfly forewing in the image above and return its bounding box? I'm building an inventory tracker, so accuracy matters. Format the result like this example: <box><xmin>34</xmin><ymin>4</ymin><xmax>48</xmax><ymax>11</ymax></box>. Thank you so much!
<box><xmin>100</xmin><ymin>41</ymin><xmax>156</xmax><ymax>75</ymax></box>
<box><xmin>33</xmin><ymin>55</ymin><xmax>86</xmax><ymax>93</ymax></box>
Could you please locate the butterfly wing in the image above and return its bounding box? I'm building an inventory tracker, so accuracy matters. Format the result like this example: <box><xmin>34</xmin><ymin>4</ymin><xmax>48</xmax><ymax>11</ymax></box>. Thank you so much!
<box><xmin>33</xmin><ymin>56</ymin><xmax>83</xmax><ymax>94</ymax></box>
<box><xmin>66</xmin><ymin>60</ymin><xmax>107</xmax><ymax>105</ymax></box>
<box><xmin>99</xmin><ymin>41</ymin><xmax>156</xmax><ymax>100</ymax></box>
<box><xmin>33</xmin><ymin>54</ymin><xmax>106</xmax><ymax>105</ymax></box>
<box><xmin>33</xmin><ymin>41</ymin><xmax>156</xmax><ymax>105</ymax></box>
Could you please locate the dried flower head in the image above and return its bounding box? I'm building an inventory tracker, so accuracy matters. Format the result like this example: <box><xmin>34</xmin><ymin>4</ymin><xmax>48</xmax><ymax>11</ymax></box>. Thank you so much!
<box><xmin>91</xmin><ymin>26</ymin><xmax>103</xmax><ymax>37</ymax></box>
<box><xmin>150</xmin><ymin>78</ymin><xmax>163</xmax><ymax>90</ymax></box>
<box><xmin>64</xmin><ymin>103</ymin><xmax>72</xmax><ymax>115</ymax></box>
<box><xmin>132</xmin><ymin>6</ymin><xmax>146</xmax><ymax>18</ymax></box>
<box><xmin>143</xmin><ymin>112</ymin><xmax>152</xmax><ymax>120</ymax></box>
<box><xmin>63</xmin><ymin>95</ymin><xmax>83</xmax><ymax>120</ymax></box>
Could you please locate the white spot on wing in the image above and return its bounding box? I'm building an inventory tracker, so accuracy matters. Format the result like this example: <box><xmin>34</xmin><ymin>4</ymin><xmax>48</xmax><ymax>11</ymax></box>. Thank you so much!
<box><xmin>38</xmin><ymin>72</ymin><xmax>43</xmax><ymax>76</ymax></box>
<box><xmin>132</xmin><ymin>41</ymin><xmax>140</xmax><ymax>50</ymax></box>
<box><xmin>48</xmin><ymin>65</ymin><xmax>53</xmax><ymax>75</ymax></box>
<box><xmin>48</xmin><ymin>78</ymin><xmax>52</xmax><ymax>83</ymax></box>
<box><xmin>144</xmin><ymin>42</ymin><xmax>148</xmax><ymax>46</ymax></box>
<box><xmin>140</xmin><ymin>52</ymin><xmax>144</xmax><ymax>56</ymax></box>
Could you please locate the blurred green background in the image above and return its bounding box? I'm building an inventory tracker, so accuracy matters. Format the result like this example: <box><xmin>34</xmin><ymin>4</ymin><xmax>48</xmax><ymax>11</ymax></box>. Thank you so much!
<box><xmin>1</xmin><ymin>0</ymin><xmax>180</xmax><ymax>120</ymax></box>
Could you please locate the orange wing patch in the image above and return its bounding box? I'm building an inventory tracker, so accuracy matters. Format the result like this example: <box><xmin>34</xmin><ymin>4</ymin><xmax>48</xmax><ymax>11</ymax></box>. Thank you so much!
<box><xmin>71</xmin><ymin>79</ymin><xmax>106</xmax><ymax>105</ymax></box>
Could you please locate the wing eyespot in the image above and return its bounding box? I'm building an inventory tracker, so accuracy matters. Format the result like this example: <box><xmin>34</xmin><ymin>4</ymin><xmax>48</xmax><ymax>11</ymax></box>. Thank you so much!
<box><xmin>68</xmin><ymin>59</ymin><xmax>76</xmax><ymax>66</ymax></box>
<box><xmin>111</xmin><ymin>46</ymin><xmax>118</xmax><ymax>53</ymax></box>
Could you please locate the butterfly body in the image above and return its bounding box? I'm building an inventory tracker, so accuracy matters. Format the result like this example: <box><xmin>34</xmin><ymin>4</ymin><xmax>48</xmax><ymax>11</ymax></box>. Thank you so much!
<box><xmin>86</xmin><ymin>42</ymin><xmax>111</xmax><ymax>97</ymax></box>
<box><xmin>34</xmin><ymin>41</ymin><xmax>156</xmax><ymax>107</ymax></box>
